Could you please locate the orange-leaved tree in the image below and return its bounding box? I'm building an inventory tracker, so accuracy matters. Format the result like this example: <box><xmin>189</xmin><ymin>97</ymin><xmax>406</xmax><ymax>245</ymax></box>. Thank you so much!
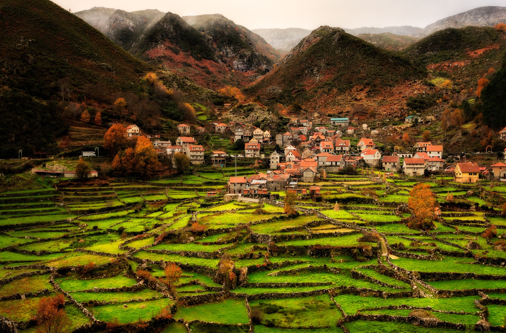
<box><xmin>94</xmin><ymin>112</ymin><xmax>102</xmax><ymax>126</ymax></box>
<box><xmin>80</xmin><ymin>110</ymin><xmax>90</xmax><ymax>123</ymax></box>
<box><xmin>36</xmin><ymin>294</ymin><xmax>71</xmax><ymax>333</ymax></box>
<box><xmin>75</xmin><ymin>159</ymin><xmax>92</xmax><ymax>180</ymax></box>
<box><xmin>134</xmin><ymin>136</ymin><xmax>158</xmax><ymax>178</ymax></box>
<box><xmin>179</xmin><ymin>102</ymin><xmax>196</xmax><ymax>122</ymax></box>
<box><xmin>422</xmin><ymin>130</ymin><xmax>430</xmax><ymax>142</ymax></box>
<box><xmin>477</xmin><ymin>78</ymin><xmax>489</xmax><ymax>98</ymax></box>
<box><xmin>104</xmin><ymin>124</ymin><xmax>128</xmax><ymax>155</ymax></box>
<box><xmin>408</xmin><ymin>183</ymin><xmax>436</xmax><ymax>231</ymax></box>
<box><xmin>284</xmin><ymin>191</ymin><xmax>298</xmax><ymax>216</ymax></box>
<box><xmin>162</xmin><ymin>262</ymin><xmax>182</xmax><ymax>297</ymax></box>
<box><xmin>402</xmin><ymin>133</ymin><xmax>411</xmax><ymax>145</ymax></box>
<box><xmin>218</xmin><ymin>86</ymin><xmax>245</xmax><ymax>102</ymax></box>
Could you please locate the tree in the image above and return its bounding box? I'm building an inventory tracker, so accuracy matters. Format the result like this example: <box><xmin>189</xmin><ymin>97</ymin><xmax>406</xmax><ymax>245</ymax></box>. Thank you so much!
<box><xmin>80</xmin><ymin>110</ymin><xmax>90</xmax><ymax>123</ymax></box>
<box><xmin>36</xmin><ymin>294</ymin><xmax>71</xmax><ymax>333</ymax></box>
<box><xmin>218</xmin><ymin>86</ymin><xmax>245</xmax><ymax>102</ymax></box>
<box><xmin>422</xmin><ymin>130</ymin><xmax>430</xmax><ymax>142</ymax></box>
<box><xmin>214</xmin><ymin>254</ymin><xmax>236</xmax><ymax>290</ymax></box>
<box><xmin>477</xmin><ymin>77</ymin><xmax>490</xmax><ymax>98</ymax></box>
<box><xmin>179</xmin><ymin>102</ymin><xmax>196</xmax><ymax>122</ymax></box>
<box><xmin>233</xmin><ymin>139</ymin><xmax>245</xmax><ymax>151</ymax></box>
<box><xmin>75</xmin><ymin>159</ymin><xmax>91</xmax><ymax>180</ymax></box>
<box><xmin>94</xmin><ymin>112</ymin><xmax>102</xmax><ymax>126</ymax></box>
<box><xmin>104</xmin><ymin>124</ymin><xmax>128</xmax><ymax>155</ymax></box>
<box><xmin>284</xmin><ymin>191</ymin><xmax>298</xmax><ymax>216</ymax></box>
<box><xmin>134</xmin><ymin>137</ymin><xmax>158</xmax><ymax>178</ymax></box>
<box><xmin>122</xmin><ymin>147</ymin><xmax>136</xmax><ymax>175</ymax></box>
<box><xmin>162</xmin><ymin>262</ymin><xmax>182</xmax><ymax>297</ymax></box>
<box><xmin>402</xmin><ymin>133</ymin><xmax>411</xmax><ymax>145</ymax></box>
<box><xmin>173</xmin><ymin>152</ymin><xmax>190</xmax><ymax>174</ymax></box>
<box><xmin>114</xmin><ymin>97</ymin><xmax>127</xmax><ymax>110</ymax></box>
<box><xmin>450</xmin><ymin>109</ymin><xmax>464</xmax><ymax>128</ymax></box>
<box><xmin>408</xmin><ymin>183</ymin><xmax>436</xmax><ymax>231</ymax></box>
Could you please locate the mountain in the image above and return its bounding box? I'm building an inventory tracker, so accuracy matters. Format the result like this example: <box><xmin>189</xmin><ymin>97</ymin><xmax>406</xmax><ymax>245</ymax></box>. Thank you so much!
<box><xmin>245</xmin><ymin>26</ymin><xmax>427</xmax><ymax>114</ymax></box>
<box><xmin>421</xmin><ymin>6</ymin><xmax>506</xmax><ymax>36</ymax></box>
<box><xmin>0</xmin><ymin>0</ymin><xmax>155</xmax><ymax>157</ymax></box>
<box><xmin>347</xmin><ymin>26</ymin><xmax>422</xmax><ymax>37</ymax></box>
<box><xmin>356</xmin><ymin>33</ymin><xmax>418</xmax><ymax>51</ymax></box>
<box><xmin>73</xmin><ymin>7</ymin><xmax>116</xmax><ymax>32</ymax></box>
<box><xmin>252</xmin><ymin>28</ymin><xmax>312</xmax><ymax>53</ymax></box>
<box><xmin>184</xmin><ymin>14</ymin><xmax>279</xmax><ymax>71</ymax></box>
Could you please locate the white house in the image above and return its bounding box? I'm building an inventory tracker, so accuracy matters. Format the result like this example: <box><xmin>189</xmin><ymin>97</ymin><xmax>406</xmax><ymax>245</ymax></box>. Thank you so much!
<box><xmin>126</xmin><ymin>124</ymin><xmax>140</xmax><ymax>137</ymax></box>
<box><xmin>427</xmin><ymin>145</ymin><xmax>443</xmax><ymax>159</ymax></box>
<box><xmin>361</xmin><ymin>149</ymin><xmax>382</xmax><ymax>167</ymax></box>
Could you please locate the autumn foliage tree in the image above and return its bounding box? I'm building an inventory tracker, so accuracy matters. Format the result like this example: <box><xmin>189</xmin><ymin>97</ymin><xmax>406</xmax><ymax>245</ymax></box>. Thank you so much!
<box><xmin>80</xmin><ymin>110</ymin><xmax>90</xmax><ymax>123</ymax></box>
<box><xmin>422</xmin><ymin>130</ymin><xmax>431</xmax><ymax>142</ymax></box>
<box><xmin>35</xmin><ymin>294</ymin><xmax>71</xmax><ymax>333</ymax></box>
<box><xmin>477</xmin><ymin>78</ymin><xmax>490</xmax><ymax>98</ymax></box>
<box><xmin>161</xmin><ymin>262</ymin><xmax>182</xmax><ymax>297</ymax></box>
<box><xmin>284</xmin><ymin>191</ymin><xmax>298</xmax><ymax>217</ymax></box>
<box><xmin>134</xmin><ymin>136</ymin><xmax>158</xmax><ymax>178</ymax></box>
<box><xmin>179</xmin><ymin>102</ymin><xmax>196</xmax><ymax>122</ymax></box>
<box><xmin>402</xmin><ymin>133</ymin><xmax>411</xmax><ymax>145</ymax></box>
<box><xmin>75</xmin><ymin>159</ymin><xmax>92</xmax><ymax>180</ymax></box>
<box><xmin>408</xmin><ymin>183</ymin><xmax>436</xmax><ymax>231</ymax></box>
<box><xmin>218</xmin><ymin>86</ymin><xmax>245</xmax><ymax>102</ymax></box>
<box><xmin>214</xmin><ymin>254</ymin><xmax>236</xmax><ymax>290</ymax></box>
<box><xmin>173</xmin><ymin>152</ymin><xmax>190</xmax><ymax>174</ymax></box>
<box><xmin>94</xmin><ymin>112</ymin><xmax>102</xmax><ymax>126</ymax></box>
<box><xmin>104</xmin><ymin>124</ymin><xmax>128</xmax><ymax>155</ymax></box>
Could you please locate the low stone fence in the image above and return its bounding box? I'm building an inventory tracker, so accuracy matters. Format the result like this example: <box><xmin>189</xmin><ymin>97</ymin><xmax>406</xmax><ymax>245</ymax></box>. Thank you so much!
<box><xmin>71</xmin><ymin>283</ymin><xmax>145</xmax><ymax>293</ymax></box>
<box><xmin>337</xmin><ymin>313</ymin><xmax>467</xmax><ymax>331</ymax></box>
<box><xmin>81</xmin><ymin>295</ymin><xmax>163</xmax><ymax>307</ymax></box>
<box><xmin>0</xmin><ymin>270</ymin><xmax>53</xmax><ymax>286</ymax></box>
<box><xmin>0</xmin><ymin>289</ymin><xmax>51</xmax><ymax>302</ymax></box>
<box><xmin>0</xmin><ymin>316</ymin><xmax>17</xmax><ymax>333</ymax></box>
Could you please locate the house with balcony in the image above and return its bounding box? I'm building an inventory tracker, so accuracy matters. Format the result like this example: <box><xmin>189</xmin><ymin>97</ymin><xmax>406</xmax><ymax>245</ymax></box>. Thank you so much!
<box><xmin>211</xmin><ymin>151</ymin><xmax>227</xmax><ymax>167</ymax></box>
<box><xmin>382</xmin><ymin>156</ymin><xmax>400</xmax><ymax>172</ymax></box>
<box><xmin>404</xmin><ymin>158</ymin><xmax>426</xmax><ymax>177</ymax></box>
<box><xmin>361</xmin><ymin>149</ymin><xmax>381</xmax><ymax>167</ymax></box>
<box><xmin>185</xmin><ymin>144</ymin><xmax>205</xmax><ymax>165</ymax></box>
<box><xmin>245</xmin><ymin>142</ymin><xmax>261</xmax><ymax>158</ymax></box>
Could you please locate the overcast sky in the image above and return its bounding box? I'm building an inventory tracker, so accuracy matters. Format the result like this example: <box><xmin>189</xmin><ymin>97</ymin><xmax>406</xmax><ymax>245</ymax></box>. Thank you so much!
<box><xmin>52</xmin><ymin>0</ymin><xmax>506</xmax><ymax>30</ymax></box>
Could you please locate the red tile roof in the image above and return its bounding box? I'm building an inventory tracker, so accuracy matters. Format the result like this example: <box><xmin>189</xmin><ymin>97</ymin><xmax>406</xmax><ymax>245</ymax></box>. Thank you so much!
<box><xmin>428</xmin><ymin>157</ymin><xmax>444</xmax><ymax>162</ymax></box>
<box><xmin>178</xmin><ymin>137</ymin><xmax>196</xmax><ymax>143</ymax></box>
<box><xmin>382</xmin><ymin>156</ymin><xmax>399</xmax><ymax>163</ymax></box>
<box><xmin>457</xmin><ymin>162</ymin><xmax>480</xmax><ymax>173</ymax></box>
<box><xmin>229</xmin><ymin>177</ymin><xmax>247</xmax><ymax>184</ymax></box>
<box><xmin>177</xmin><ymin>124</ymin><xmax>190</xmax><ymax>127</ymax></box>
<box><xmin>188</xmin><ymin>145</ymin><xmax>204</xmax><ymax>152</ymax></box>
<box><xmin>245</xmin><ymin>143</ymin><xmax>260</xmax><ymax>149</ymax></box>
<box><xmin>362</xmin><ymin>149</ymin><xmax>379</xmax><ymax>156</ymax></box>
<box><xmin>335</xmin><ymin>139</ymin><xmax>350</xmax><ymax>147</ymax></box>
<box><xmin>326</xmin><ymin>155</ymin><xmax>343</xmax><ymax>162</ymax></box>
<box><xmin>426</xmin><ymin>145</ymin><xmax>443</xmax><ymax>152</ymax></box>
<box><xmin>492</xmin><ymin>162</ymin><xmax>506</xmax><ymax>167</ymax></box>
<box><xmin>404</xmin><ymin>158</ymin><xmax>426</xmax><ymax>165</ymax></box>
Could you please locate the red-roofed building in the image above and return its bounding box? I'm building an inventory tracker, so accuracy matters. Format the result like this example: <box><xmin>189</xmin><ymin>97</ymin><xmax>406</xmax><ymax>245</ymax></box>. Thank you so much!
<box><xmin>286</xmin><ymin>150</ymin><xmax>301</xmax><ymax>162</ymax></box>
<box><xmin>176</xmin><ymin>137</ymin><xmax>197</xmax><ymax>147</ymax></box>
<box><xmin>413</xmin><ymin>141</ymin><xmax>432</xmax><ymax>152</ymax></box>
<box><xmin>334</xmin><ymin>139</ymin><xmax>350</xmax><ymax>153</ymax></box>
<box><xmin>325</xmin><ymin>154</ymin><xmax>344</xmax><ymax>168</ymax></box>
<box><xmin>228</xmin><ymin>176</ymin><xmax>248</xmax><ymax>194</ymax></box>
<box><xmin>403</xmin><ymin>158</ymin><xmax>426</xmax><ymax>177</ymax></box>
<box><xmin>320</xmin><ymin>141</ymin><xmax>334</xmax><ymax>153</ymax></box>
<box><xmin>357</xmin><ymin>138</ymin><xmax>375</xmax><ymax>152</ymax></box>
<box><xmin>302</xmin><ymin>167</ymin><xmax>318</xmax><ymax>182</ymax></box>
<box><xmin>455</xmin><ymin>162</ymin><xmax>480</xmax><ymax>183</ymax></box>
<box><xmin>414</xmin><ymin>152</ymin><xmax>430</xmax><ymax>161</ymax></box>
<box><xmin>245</xmin><ymin>142</ymin><xmax>261</xmax><ymax>158</ymax></box>
<box><xmin>215</xmin><ymin>123</ymin><xmax>228</xmax><ymax>133</ymax></box>
<box><xmin>491</xmin><ymin>162</ymin><xmax>506</xmax><ymax>180</ymax></box>
<box><xmin>427</xmin><ymin>156</ymin><xmax>445</xmax><ymax>172</ymax></box>
<box><xmin>126</xmin><ymin>124</ymin><xmax>140</xmax><ymax>137</ymax></box>
<box><xmin>185</xmin><ymin>145</ymin><xmax>205</xmax><ymax>165</ymax></box>
<box><xmin>316</xmin><ymin>152</ymin><xmax>332</xmax><ymax>166</ymax></box>
<box><xmin>382</xmin><ymin>156</ymin><xmax>400</xmax><ymax>172</ymax></box>
<box><xmin>361</xmin><ymin>149</ymin><xmax>381</xmax><ymax>166</ymax></box>
<box><xmin>426</xmin><ymin>145</ymin><xmax>443</xmax><ymax>159</ymax></box>
<box><xmin>196</xmin><ymin>127</ymin><xmax>205</xmax><ymax>134</ymax></box>
<box><xmin>177</xmin><ymin>123</ymin><xmax>191</xmax><ymax>135</ymax></box>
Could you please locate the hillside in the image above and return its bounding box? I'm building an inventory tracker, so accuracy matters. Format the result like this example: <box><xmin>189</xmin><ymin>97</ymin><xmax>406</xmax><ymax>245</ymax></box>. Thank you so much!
<box><xmin>73</xmin><ymin>6</ymin><xmax>116</xmax><ymax>32</ymax></box>
<box><xmin>357</xmin><ymin>33</ymin><xmax>418</xmax><ymax>51</ymax></box>
<box><xmin>245</xmin><ymin>26</ymin><xmax>427</xmax><ymax>116</ymax></box>
<box><xmin>101</xmin><ymin>9</ymin><xmax>165</xmax><ymax>51</ymax></box>
<box><xmin>481</xmin><ymin>53</ymin><xmax>506</xmax><ymax>130</ymax></box>
<box><xmin>252</xmin><ymin>28</ymin><xmax>312</xmax><ymax>53</ymax></box>
<box><xmin>0</xmin><ymin>0</ymin><xmax>155</xmax><ymax>158</ymax></box>
<box><xmin>422</xmin><ymin>6</ymin><xmax>506</xmax><ymax>36</ymax></box>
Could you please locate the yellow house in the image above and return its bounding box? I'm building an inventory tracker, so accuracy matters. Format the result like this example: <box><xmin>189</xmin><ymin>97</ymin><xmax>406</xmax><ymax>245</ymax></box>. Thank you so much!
<box><xmin>454</xmin><ymin>162</ymin><xmax>480</xmax><ymax>183</ymax></box>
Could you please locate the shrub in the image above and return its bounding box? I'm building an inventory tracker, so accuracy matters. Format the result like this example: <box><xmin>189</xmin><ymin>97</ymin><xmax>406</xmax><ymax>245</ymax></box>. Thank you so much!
<box><xmin>482</xmin><ymin>225</ymin><xmax>497</xmax><ymax>240</ymax></box>
<box><xmin>251</xmin><ymin>308</ymin><xmax>263</xmax><ymax>324</ymax></box>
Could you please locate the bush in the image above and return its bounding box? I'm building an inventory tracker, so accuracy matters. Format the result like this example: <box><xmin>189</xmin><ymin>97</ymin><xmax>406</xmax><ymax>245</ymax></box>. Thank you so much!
<box><xmin>251</xmin><ymin>308</ymin><xmax>263</xmax><ymax>324</ymax></box>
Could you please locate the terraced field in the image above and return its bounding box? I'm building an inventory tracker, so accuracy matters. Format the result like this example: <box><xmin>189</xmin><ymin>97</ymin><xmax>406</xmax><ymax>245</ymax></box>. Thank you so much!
<box><xmin>1</xmin><ymin>170</ymin><xmax>506</xmax><ymax>332</ymax></box>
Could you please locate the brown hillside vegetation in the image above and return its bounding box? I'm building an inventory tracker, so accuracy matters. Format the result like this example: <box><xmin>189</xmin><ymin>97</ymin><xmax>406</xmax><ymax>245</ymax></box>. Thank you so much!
<box><xmin>245</xmin><ymin>26</ymin><xmax>427</xmax><ymax>114</ymax></box>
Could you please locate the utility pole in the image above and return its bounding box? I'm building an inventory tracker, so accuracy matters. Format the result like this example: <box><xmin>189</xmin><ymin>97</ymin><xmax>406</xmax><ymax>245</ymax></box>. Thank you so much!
<box><xmin>95</xmin><ymin>147</ymin><xmax>100</xmax><ymax>157</ymax></box>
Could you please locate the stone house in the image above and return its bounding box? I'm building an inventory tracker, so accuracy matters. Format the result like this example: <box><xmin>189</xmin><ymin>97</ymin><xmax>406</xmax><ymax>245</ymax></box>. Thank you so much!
<box><xmin>153</xmin><ymin>140</ymin><xmax>172</xmax><ymax>149</ymax></box>
<box><xmin>215</xmin><ymin>123</ymin><xmax>228</xmax><ymax>133</ymax></box>
<box><xmin>455</xmin><ymin>162</ymin><xmax>480</xmax><ymax>183</ymax></box>
<box><xmin>316</xmin><ymin>152</ymin><xmax>332</xmax><ymax>166</ymax></box>
<box><xmin>361</xmin><ymin>149</ymin><xmax>382</xmax><ymax>167</ymax></box>
<box><xmin>177</xmin><ymin>124</ymin><xmax>191</xmax><ymax>135</ymax></box>
<box><xmin>492</xmin><ymin>162</ymin><xmax>506</xmax><ymax>180</ymax></box>
<box><xmin>426</xmin><ymin>157</ymin><xmax>445</xmax><ymax>172</ymax></box>
<box><xmin>403</xmin><ymin>158</ymin><xmax>426</xmax><ymax>177</ymax></box>
<box><xmin>325</xmin><ymin>155</ymin><xmax>344</xmax><ymax>169</ymax></box>
<box><xmin>302</xmin><ymin>167</ymin><xmax>317</xmax><ymax>182</ymax></box>
<box><xmin>500</xmin><ymin>127</ymin><xmax>506</xmax><ymax>140</ymax></box>
<box><xmin>234</xmin><ymin>127</ymin><xmax>244</xmax><ymax>142</ymax></box>
<box><xmin>243</xmin><ymin>128</ymin><xmax>253</xmax><ymax>142</ymax></box>
<box><xmin>270</xmin><ymin>151</ymin><xmax>281</xmax><ymax>169</ymax></box>
<box><xmin>275</xmin><ymin>134</ymin><xmax>283</xmax><ymax>146</ymax></box>
<box><xmin>284</xmin><ymin>145</ymin><xmax>297</xmax><ymax>156</ymax></box>
<box><xmin>228</xmin><ymin>176</ymin><xmax>247</xmax><ymax>194</ymax></box>
<box><xmin>427</xmin><ymin>145</ymin><xmax>443</xmax><ymax>159</ymax></box>
<box><xmin>245</xmin><ymin>142</ymin><xmax>261</xmax><ymax>158</ymax></box>
<box><xmin>185</xmin><ymin>144</ymin><xmax>205</xmax><ymax>165</ymax></box>
<box><xmin>414</xmin><ymin>142</ymin><xmax>432</xmax><ymax>152</ymax></box>
<box><xmin>253</xmin><ymin>128</ymin><xmax>264</xmax><ymax>141</ymax></box>
<box><xmin>282</xmin><ymin>132</ymin><xmax>293</xmax><ymax>146</ymax></box>
<box><xmin>334</xmin><ymin>139</ymin><xmax>350</xmax><ymax>154</ymax></box>
<box><xmin>286</xmin><ymin>151</ymin><xmax>301</xmax><ymax>162</ymax></box>
<box><xmin>166</xmin><ymin>146</ymin><xmax>183</xmax><ymax>155</ymax></box>
<box><xmin>357</xmin><ymin>138</ymin><xmax>375</xmax><ymax>152</ymax></box>
<box><xmin>263</xmin><ymin>130</ymin><xmax>271</xmax><ymax>143</ymax></box>
<box><xmin>382</xmin><ymin>156</ymin><xmax>400</xmax><ymax>172</ymax></box>
<box><xmin>211</xmin><ymin>151</ymin><xmax>227</xmax><ymax>167</ymax></box>
<box><xmin>196</xmin><ymin>127</ymin><xmax>205</xmax><ymax>135</ymax></box>
<box><xmin>126</xmin><ymin>124</ymin><xmax>140</xmax><ymax>137</ymax></box>
<box><xmin>176</xmin><ymin>137</ymin><xmax>197</xmax><ymax>148</ymax></box>
<box><xmin>320</xmin><ymin>141</ymin><xmax>334</xmax><ymax>153</ymax></box>
<box><xmin>347</xmin><ymin>127</ymin><xmax>356</xmax><ymax>135</ymax></box>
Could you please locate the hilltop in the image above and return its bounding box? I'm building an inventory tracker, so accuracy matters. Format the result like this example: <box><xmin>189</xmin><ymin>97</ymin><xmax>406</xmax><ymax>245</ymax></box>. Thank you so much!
<box><xmin>245</xmin><ymin>26</ymin><xmax>427</xmax><ymax>116</ymax></box>
<box><xmin>252</xmin><ymin>28</ymin><xmax>312</xmax><ymax>53</ymax></box>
